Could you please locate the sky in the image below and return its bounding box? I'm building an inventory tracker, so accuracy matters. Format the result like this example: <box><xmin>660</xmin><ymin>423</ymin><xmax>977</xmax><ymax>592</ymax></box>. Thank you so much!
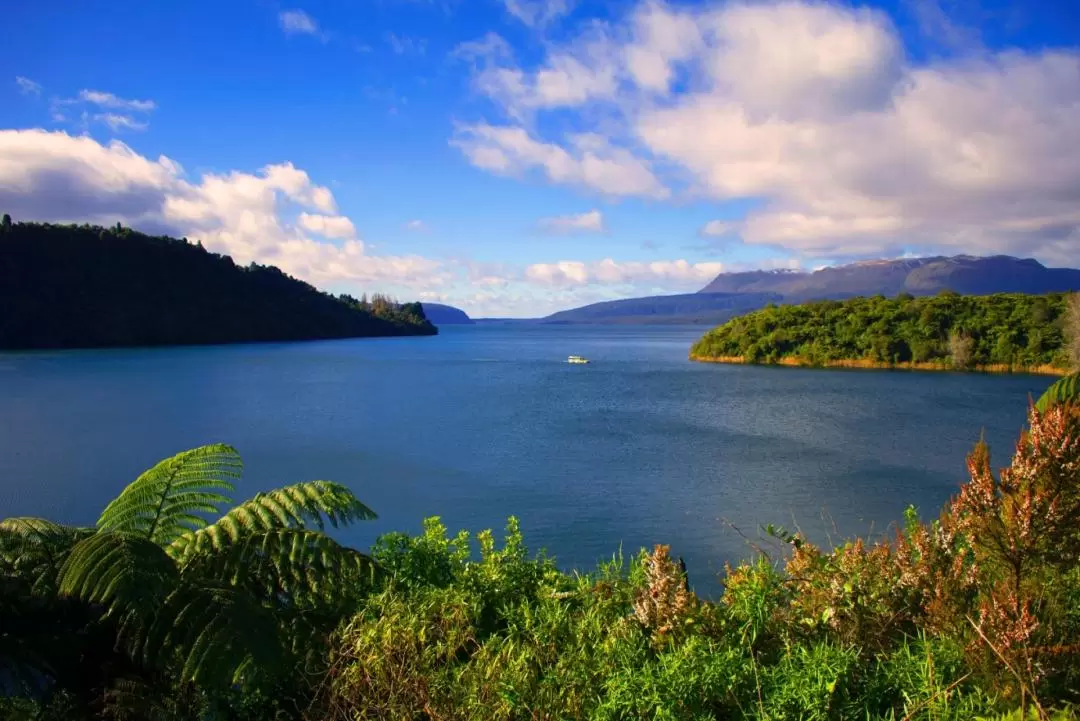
<box><xmin>2</xmin><ymin>0</ymin><xmax>1079</xmax><ymax>317</ymax></box>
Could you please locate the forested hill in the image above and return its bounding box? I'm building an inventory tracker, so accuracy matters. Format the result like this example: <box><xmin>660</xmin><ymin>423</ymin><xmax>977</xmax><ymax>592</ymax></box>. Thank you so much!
<box><xmin>0</xmin><ymin>217</ymin><xmax>436</xmax><ymax>350</ymax></box>
<box><xmin>420</xmin><ymin>303</ymin><xmax>474</xmax><ymax>324</ymax></box>
<box><xmin>691</xmin><ymin>292</ymin><xmax>1079</xmax><ymax>374</ymax></box>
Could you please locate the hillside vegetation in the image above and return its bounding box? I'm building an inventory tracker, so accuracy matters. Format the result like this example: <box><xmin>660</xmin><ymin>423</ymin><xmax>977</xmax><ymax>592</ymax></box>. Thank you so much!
<box><xmin>0</xmin><ymin>216</ymin><xmax>435</xmax><ymax>350</ymax></box>
<box><xmin>691</xmin><ymin>292</ymin><xmax>1078</xmax><ymax>374</ymax></box>
<box><xmin>3</xmin><ymin>380</ymin><xmax>1080</xmax><ymax>720</ymax></box>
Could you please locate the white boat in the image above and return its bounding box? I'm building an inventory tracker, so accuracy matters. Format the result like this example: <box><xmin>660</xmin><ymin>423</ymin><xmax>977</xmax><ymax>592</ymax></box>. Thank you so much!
<box><xmin>567</xmin><ymin>355</ymin><xmax>590</xmax><ymax>364</ymax></box>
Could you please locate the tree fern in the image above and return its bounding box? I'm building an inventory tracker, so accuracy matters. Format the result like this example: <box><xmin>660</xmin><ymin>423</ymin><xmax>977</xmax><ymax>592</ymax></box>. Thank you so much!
<box><xmin>180</xmin><ymin>529</ymin><xmax>377</xmax><ymax>607</ymax></box>
<box><xmin>0</xmin><ymin>517</ymin><xmax>94</xmax><ymax>596</ymax></box>
<box><xmin>2</xmin><ymin>443</ymin><xmax>378</xmax><ymax>703</ymax></box>
<box><xmin>97</xmin><ymin>444</ymin><xmax>242</xmax><ymax>545</ymax></box>
<box><xmin>58</xmin><ymin>532</ymin><xmax>177</xmax><ymax>616</ymax></box>
<box><xmin>132</xmin><ymin>584</ymin><xmax>282</xmax><ymax>689</ymax></box>
<box><xmin>167</xmin><ymin>481</ymin><xmax>376</xmax><ymax>562</ymax></box>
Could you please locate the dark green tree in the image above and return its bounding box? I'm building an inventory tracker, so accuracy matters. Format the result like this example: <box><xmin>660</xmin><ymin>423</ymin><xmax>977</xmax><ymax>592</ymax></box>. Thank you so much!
<box><xmin>0</xmin><ymin>220</ymin><xmax>436</xmax><ymax>350</ymax></box>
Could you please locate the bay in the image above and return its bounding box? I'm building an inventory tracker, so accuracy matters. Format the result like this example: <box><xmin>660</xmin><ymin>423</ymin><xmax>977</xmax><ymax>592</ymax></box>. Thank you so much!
<box><xmin>0</xmin><ymin>325</ymin><xmax>1054</xmax><ymax>594</ymax></box>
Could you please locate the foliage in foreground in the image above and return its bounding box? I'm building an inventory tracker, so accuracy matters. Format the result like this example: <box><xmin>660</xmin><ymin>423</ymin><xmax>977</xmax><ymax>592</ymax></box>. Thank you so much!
<box><xmin>691</xmin><ymin>291</ymin><xmax>1076</xmax><ymax>370</ymax></box>
<box><xmin>1</xmin><ymin>444</ymin><xmax>377</xmax><ymax>719</ymax></box>
<box><xmin>3</xmin><ymin>387</ymin><xmax>1080</xmax><ymax>719</ymax></box>
<box><xmin>310</xmin><ymin>401</ymin><xmax>1080</xmax><ymax>720</ymax></box>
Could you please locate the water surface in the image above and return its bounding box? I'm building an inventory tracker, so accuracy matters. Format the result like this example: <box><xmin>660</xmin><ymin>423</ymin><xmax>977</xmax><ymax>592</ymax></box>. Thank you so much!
<box><xmin>0</xmin><ymin>325</ymin><xmax>1054</xmax><ymax>593</ymax></box>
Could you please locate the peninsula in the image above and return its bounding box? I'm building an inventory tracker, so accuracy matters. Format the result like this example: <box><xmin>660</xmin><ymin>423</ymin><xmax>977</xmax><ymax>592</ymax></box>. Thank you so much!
<box><xmin>0</xmin><ymin>217</ymin><xmax>436</xmax><ymax>350</ymax></box>
<box><xmin>690</xmin><ymin>291</ymin><xmax>1079</xmax><ymax>375</ymax></box>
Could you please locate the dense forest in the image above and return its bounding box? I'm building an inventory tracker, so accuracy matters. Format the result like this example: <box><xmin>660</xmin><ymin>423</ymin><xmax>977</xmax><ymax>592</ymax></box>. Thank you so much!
<box><xmin>0</xmin><ymin>216</ymin><xmax>435</xmax><ymax>350</ymax></box>
<box><xmin>691</xmin><ymin>291</ymin><xmax>1080</xmax><ymax>373</ymax></box>
<box><xmin>2</xmin><ymin>377</ymin><xmax>1080</xmax><ymax>720</ymax></box>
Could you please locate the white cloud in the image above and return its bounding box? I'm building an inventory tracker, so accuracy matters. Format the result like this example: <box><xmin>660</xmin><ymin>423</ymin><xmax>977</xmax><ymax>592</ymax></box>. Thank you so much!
<box><xmin>453</xmin><ymin>32</ymin><xmax>513</xmax><ymax>65</ymax></box>
<box><xmin>78</xmin><ymin>90</ymin><xmax>156</xmax><ymax>113</ymax></box>
<box><xmin>386</xmin><ymin>33</ymin><xmax>427</xmax><ymax>56</ymax></box>
<box><xmin>538</xmin><ymin>209</ymin><xmax>606</xmax><ymax>234</ymax></box>
<box><xmin>15</xmin><ymin>76</ymin><xmax>42</xmax><ymax>96</ymax></box>
<box><xmin>698</xmin><ymin>220</ymin><xmax>737</xmax><ymax>237</ymax></box>
<box><xmin>279</xmin><ymin>9</ymin><xmax>327</xmax><ymax>41</ymax></box>
<box><xmin>453</xmin><ymin>0</ymin><xmax>1080</xmax><ymax>265</ymax></box>
<box><xmin>525</xmin><ymin>258</ymin><xmax>724</xmax><ymax>287</ymax></box>
<box><xmin>94</xmin><ymin>113</ymin><xmax>148</xmax><ymax>132</ymax></box>
<box><xmin>405</xmin><ymin>219</ymin><xmax>428</xmax><ymax>231</ymax></box>
<box><xmin>0</xmin><ymin>129</ymin><xmax>444</xmax><ymax>290</ymax></box>
<box><xmin>297</xmin><ymin>212</ymin><xmax>357</xmax><ymax>239</ymax></box>
<box><xmin>500</xmin><ymin>0</ymin><xmax>575</xmax><ymax>28</ymax></box>
<box><xmin>459</xmin><ymin>27</ymin><xmax>618</xmax><ymax>117</ymax></box>
<box><xmin>452</xmin><ymin>123</ymin><xmax>668</xmax><ymax>198</ymax></box>
<box><xmin>47</xmin><ymin>89</ymin><xmax>157</xmax><ymax>132</ymax></box>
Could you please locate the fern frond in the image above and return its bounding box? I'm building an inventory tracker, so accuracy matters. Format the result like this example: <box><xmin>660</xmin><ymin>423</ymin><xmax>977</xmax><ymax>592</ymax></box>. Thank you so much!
<box><xmin>1036</xmin><ymin>372</ymin><xmax>1080</xmax><ymax>412</ymax></box>
<box><xmin>97</xmin><ymin>444</ymin><xmax>242</xmax><ymax>546</ymax></box>
<box><xmin>132</xmin><ymin>584</ymin><xmax>282</xmax><ymax>689</ymax></box>
<box><xmin>0</xmin><ymin>518</ymin><xmax>95</xmax><ymax>596</ymax></box>
<box><xmin>179</xmin><ymin>529</ymin><xmax>377</xmax><ymax>607</ymax></box>
<box><xmin>58</xmin><ymin>531</ymin><xmax>177</xmax><ymax>615</ymax></box>
<box><xmin>167</xmin><ymin>481</ymin><xmax>375</xmax><ymax>561</ymax></box>
<box><xmin>103</xmin><ymin>677</ymin><xmax>205</xmax><ymax>721</ymax></box>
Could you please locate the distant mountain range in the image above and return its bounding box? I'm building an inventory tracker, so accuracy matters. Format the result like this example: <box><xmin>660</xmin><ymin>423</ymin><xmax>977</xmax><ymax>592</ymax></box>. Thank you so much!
<box><xmin>533</xmin><ymin>255</ymin><xmax>1080</xmax><ymax>325</ymax></box>
<box><xmin>699</xmin><ymin>255</ymin><xmax>1080</xmax><ymax>299</ymax></box>
<box><xmin>540</xmin><ymin>292</ymin><xmax>782</xmax><ymax>325</ymax></box>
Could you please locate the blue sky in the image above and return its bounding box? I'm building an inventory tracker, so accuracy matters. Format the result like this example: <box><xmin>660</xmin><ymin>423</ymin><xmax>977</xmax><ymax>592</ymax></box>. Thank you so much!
<box><xmin>3</xmin><ymin>0</ymin><xmax>1079</xmax><ymax>316</ymax></box>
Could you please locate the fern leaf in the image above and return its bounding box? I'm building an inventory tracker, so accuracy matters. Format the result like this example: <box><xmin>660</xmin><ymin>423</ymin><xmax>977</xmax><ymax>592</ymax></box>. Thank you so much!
<box><xmin>135</xmin><ymin>584</ymin><xmax>282</xmax><ymax>688</ymax></box>
<box><xmin>167</xmin><ymin>481</ymin><xmax>375</xmax><ymax>561</ymax></box>
<box><xmin>1036</xmin><ymin>372</ymin><xmax>1080</xmax><ymax>413</ymax></box>
<box><xmin>0</xmin><ymin>518</ymin><xmax>95</xmax><ymax>596</ymax></box>
<box><xmin>58</xmin><ymin>531</ymin><xmax>177</xmax><ymax>616</ymax></box>
<box><xmin>98</xmin><ymin>444</ymin><xmax>242</xmax><ymax>546</ymax></box>
<box><xmin>178</xmin><ymin>529</ymin><xmax>376</xmax><ymax>607</ymax></box>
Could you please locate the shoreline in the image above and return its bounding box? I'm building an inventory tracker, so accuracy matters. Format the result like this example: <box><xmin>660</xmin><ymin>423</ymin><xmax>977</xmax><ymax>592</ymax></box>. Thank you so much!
<box><xmin>688</xmin><ymin>354</ymin><xmax>1070</xmax><ymax>376</ymax></box>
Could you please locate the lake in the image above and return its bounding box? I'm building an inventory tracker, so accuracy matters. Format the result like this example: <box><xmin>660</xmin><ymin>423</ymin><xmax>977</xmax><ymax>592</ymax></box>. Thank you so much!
<box><xmin>0</xmin><ymin>325</ymin><xmax>1056</xmax><ymax>594</ymax></box>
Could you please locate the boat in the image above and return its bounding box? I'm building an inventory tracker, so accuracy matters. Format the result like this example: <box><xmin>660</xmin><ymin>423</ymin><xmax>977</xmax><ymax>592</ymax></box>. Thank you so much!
<box><xmin>567</xmin><ymin>355</ymin><xmax>590</xmax><ymax>364</ymax></box>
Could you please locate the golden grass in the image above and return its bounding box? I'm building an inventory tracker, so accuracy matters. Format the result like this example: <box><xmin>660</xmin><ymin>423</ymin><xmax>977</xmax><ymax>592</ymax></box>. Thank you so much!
<box><xmin>688</xmin><ymin>354</ymin><xmax>1069</xmax><ymax>376</ymax></box>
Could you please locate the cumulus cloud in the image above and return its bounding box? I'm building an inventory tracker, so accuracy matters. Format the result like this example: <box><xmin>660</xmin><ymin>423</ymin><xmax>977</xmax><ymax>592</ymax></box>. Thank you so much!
<box><xmin>453</xmin><ymin>0</ymin><xmax>1080</xmax><ymax>265</ymax></box>
<box><xmin>452</xmin><ymin>124</ymin><xmax>668</xmax><ymax>199</ymax></box>
<box><xmin>538</xmin><ymin>209</ymin><xmax>606</xmax><ymax>234</ymax></box>
<box><xmin>279</xmin><ymin>9</ymin><xmax>327</xmax><ymax>41</ymax></box>
<box><xmin>297</xmin><ymin>212</ymin><xmax>357</xmax><ymax>239</ymax></box>
<box><xmin>524</xmin><ymin>258</ymin><xmax>724</xmax><ymax>287</ymax></box>
<box><xmin>0</xmin><ymin>129</ymin><xmax>443</xmax><ymax>289</ymax></box>
<box><xmin>15</xmin><ymin>76</ymin><xmax>41</xmax><ymax>96</ymax></box>
<box><xmin>500</xmin><ymin>0</ymin><xmax>575</xmax><ymax>28</ymax></box>
<box><xmin>404</xmin><ymin>219</ymin><xmax>428</xmax><ymax>231</ymax></box>
<box><xmin>457</xmin><ymin>27</ymin><xmax>619</xmax><ymax>117</ymax></box>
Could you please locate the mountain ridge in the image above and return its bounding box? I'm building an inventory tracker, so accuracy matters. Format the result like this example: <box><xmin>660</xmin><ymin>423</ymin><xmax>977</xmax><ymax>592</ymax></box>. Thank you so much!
<box><xmin>539</xmin><ymin>254</ymin><xmax>1080</xmax><ymax>324</ymax></box>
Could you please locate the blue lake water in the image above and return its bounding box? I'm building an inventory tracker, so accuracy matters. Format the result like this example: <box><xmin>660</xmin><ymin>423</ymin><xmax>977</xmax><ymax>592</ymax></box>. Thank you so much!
<box><xmin>0</xmin><ymin>325</ymin><xmax>1056</xmax><ymax>594</ymax></box>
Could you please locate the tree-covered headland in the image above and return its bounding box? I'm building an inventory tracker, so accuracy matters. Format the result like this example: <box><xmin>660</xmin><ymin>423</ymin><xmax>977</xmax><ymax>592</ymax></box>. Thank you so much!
<box><xmin>3</xmin><ymin>379</ymin><xmax>1080</xmax><ymax>720</ymax></box>
<box><xmin>691</xmin><ymin>291</ymin><xmax>1080</xmax><ymax>374</ymax></box>
<box><xmin>0</xmin><ymin>215</ymin><xmax>435</xmax><ymax>350</ymax></box>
